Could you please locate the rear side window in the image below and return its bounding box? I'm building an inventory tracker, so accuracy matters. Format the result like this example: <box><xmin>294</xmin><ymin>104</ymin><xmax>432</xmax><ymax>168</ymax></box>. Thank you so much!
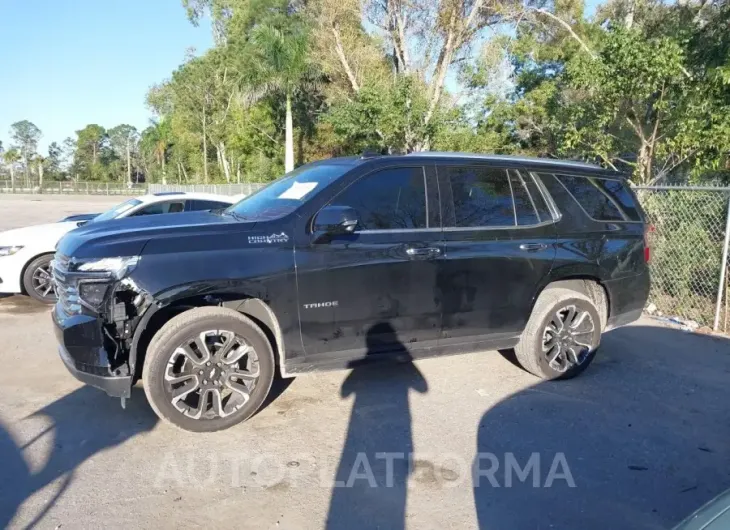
<box><xmin>329</xmin><ymin>167</ymin><xmax>427</xmax><ymax>230</ymax></box>
<box><xmin>555</xmin><ymin>174</ymin><xmax>641</xmax><ymax>222</ymax></box>
<box><xmin>190</xmin><ymin>200</ymin><xmax>230</xmax><ymax>211</ymax></box>
<box><xmin>133</xmin><ymin>200</ymin><xmax>186</xmax><ymax>216</ymax></box>
<box><xmin>444</xmin><ymin>167</ymin><xmax>514</xmax><ymax>227</ymax></box>
<box><xmin>441</xmin><ymin>166</ymin><xmax>553</xmax><ymax>228</ymax></box>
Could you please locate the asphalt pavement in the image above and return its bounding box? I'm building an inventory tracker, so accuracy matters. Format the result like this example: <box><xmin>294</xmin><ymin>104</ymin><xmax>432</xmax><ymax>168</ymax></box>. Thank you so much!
<box><xmin>1</xmin><ymin>195</ymin><xmax>729</xmax><ymax>529</ymax></box>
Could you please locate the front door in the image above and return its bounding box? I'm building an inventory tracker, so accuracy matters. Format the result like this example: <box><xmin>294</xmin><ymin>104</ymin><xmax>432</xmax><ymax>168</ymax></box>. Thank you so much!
<box><xmin>296</xmin><ymin>165</ymin><xmax>442</xmax><ymax>365</ymax></box>
<box><xmin>436</xmin><ymin>165</ymin><xmax>557</xmax><ymax>346</ymax></box>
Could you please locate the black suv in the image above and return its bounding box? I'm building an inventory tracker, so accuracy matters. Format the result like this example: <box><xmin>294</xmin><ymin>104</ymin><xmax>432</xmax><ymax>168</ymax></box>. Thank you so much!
<box><xmin>52</xmin><ymin>153</ymin><xmax>650</xmax><ymax>432</ymax></box>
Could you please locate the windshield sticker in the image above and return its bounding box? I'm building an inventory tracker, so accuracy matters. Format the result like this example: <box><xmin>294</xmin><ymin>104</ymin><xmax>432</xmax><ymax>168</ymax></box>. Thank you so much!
<box><xmin>277</xmin><ymin>181</ymin><xmax>318</xmax><ymax>200</ymax></box>
<box><xmin>248</xmin><ymin>232</ymin><xmax>289</xmax><ymax>244</ymax></box>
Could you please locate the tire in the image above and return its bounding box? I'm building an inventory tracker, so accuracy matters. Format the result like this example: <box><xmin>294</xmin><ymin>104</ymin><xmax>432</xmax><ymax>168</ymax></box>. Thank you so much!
<box><xmin>22</xmin><ymin>254</ymin><xmax>57</xmax><ymax>303</ymax></box>
<box><xmin>512</xmin><ymin>286</ymin><xmax>602</xmax><ymax>380</ymax></box>
<box><xmin>142</xmin><ymin>306</ymin><xmax>275</xmax><ymax>432</ymax></box>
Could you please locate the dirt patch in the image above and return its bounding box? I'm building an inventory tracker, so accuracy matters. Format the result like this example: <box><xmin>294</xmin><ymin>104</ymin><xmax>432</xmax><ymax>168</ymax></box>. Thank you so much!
<box><xmin>0</xmin><ymin>295</ymin><xmax>51</xmax><ymax>315</ymax></box>
<box><xmin>411</xmin><ymin>459</ymin><xmax>461</xmax><ymax>486</ymax></box>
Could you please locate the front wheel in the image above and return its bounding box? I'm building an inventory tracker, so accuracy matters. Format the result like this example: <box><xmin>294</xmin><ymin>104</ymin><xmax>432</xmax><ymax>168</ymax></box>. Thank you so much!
<box><xmin>22</xmin><ymin>254</ymin><xmax>57</xmax><ymax>303</ymax></box>
<box><xmin>142</xmin><ymin>307</ymin><xmax>275</xmax><ymax>432</ymax></box>
<box><xmin>512</xmin><ymin>286</ymin><xmax>602</xmax><ymax>380</ymax></box>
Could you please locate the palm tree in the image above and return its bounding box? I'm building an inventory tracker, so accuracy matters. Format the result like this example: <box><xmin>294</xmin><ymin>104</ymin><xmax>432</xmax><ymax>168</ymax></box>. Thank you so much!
<box><xmin>244</xmin><ymin>11</ymin><xmax>311</xmax><ymax>173</ymax></box>
<box><xmin>2</xmin><ymin>148</ymin><xmax>21</xmax><ymax>190</ymax></box>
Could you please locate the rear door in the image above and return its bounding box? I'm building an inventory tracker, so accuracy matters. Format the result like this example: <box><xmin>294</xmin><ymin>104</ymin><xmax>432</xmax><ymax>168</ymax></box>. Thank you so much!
<box><xmin>437</xmin><ymin>164</ymin><xmax>558</xmax><ymax>345</ymax></box>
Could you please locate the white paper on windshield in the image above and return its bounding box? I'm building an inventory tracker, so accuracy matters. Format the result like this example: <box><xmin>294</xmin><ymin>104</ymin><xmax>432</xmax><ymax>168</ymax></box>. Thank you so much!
<box><xmin>278</xmin><ymin>181</ymin><xmax>318</xmax><ymax>200</ymax></box>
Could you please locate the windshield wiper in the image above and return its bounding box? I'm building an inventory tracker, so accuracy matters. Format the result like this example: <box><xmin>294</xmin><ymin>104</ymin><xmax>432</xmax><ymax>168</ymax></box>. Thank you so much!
<box><xmin>223</xmin><ymin>210</ymin><xmax>248</xmax><ymax>221</ymax></box>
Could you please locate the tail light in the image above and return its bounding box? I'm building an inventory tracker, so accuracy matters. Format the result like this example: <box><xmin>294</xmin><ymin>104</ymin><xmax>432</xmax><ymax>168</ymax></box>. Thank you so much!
<box><xmin>644</xmin><ymin>224</ymin><xmax>654</xmax><ymax>263</ymax></box>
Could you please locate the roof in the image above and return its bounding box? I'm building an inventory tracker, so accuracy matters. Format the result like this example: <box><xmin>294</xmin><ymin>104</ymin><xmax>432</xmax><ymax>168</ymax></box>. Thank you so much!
<box><xmin>404</xmin><ymin>152</ymin><xmax>605</xmax><ymax>171</ymax></box>
<box><xmin>338</xmin><ymin>151</ymin><xmax>613</xmax><ymax>174</ymax></box>
<box><xmin>136</xmin><ymin>192</ymin><xmax>236</xmax><ymax>204</ymax></box>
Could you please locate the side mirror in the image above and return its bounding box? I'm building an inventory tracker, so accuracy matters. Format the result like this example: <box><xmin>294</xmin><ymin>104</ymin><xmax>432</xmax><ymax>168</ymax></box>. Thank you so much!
<box><xmin>313</xmin><ymin>206</ymin><xmax>359</xmax><ymax>235</ymax></box>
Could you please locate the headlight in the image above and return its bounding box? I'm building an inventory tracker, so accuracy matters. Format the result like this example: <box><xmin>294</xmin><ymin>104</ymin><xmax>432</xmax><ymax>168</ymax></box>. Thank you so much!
<box><xmin>70</xmin><ymin>256</ymin><xmax>140</xmax><ymax>279</ymax></box>
<box><xmin>79</xmin><ymin>282</ymin><xmax>110</xmax><ymax>308</ymax></box>
<box><xmin>0</xmin><ymin>245</ymin><xmax>24</xmax><ymax>257</ymax></box>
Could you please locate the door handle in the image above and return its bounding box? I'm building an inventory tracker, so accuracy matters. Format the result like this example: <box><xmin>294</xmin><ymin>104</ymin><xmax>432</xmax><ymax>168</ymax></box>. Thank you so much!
<box><xmin>406</xmin><ymin>246</ymin><xmax>442</xmax><ymax>257</ymax></box>
<box><xmin>519</xmin><ymin>243</ymin><xmax>549</xmax><ymax>252</ymax></box>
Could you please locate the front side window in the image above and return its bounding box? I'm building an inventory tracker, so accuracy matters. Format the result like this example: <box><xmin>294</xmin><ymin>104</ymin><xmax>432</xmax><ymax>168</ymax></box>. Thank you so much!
<box><xmin>555</xmin><ymin>174</ymin><xmax>641</xmax><ymax>222</ymax></box>
<box><xmin>329</xmin><ymin>167</ymin><xmax>427</xmax><ymax>230</ymax></box>
<box><xmin>444</xmin><ymin>166</ymin><xmax>514</xmax><ymax>227</ymax></box>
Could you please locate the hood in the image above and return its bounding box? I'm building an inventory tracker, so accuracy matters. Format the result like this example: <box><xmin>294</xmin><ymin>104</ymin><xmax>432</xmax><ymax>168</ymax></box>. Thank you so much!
<box><xmin>57</xmin><ymin>210</ymin><xmax>256</xmax><ymax>259</ymax></box>
<box><xmin>0</xmin><ymin>221</ymin><xmax>80</xmax><ymax>247</ymax></box>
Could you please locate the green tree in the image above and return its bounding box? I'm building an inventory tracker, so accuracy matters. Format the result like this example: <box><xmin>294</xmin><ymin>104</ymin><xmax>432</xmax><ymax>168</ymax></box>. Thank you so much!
<box><xmin>46</xmin><ymin>141</ymin><xmax>64</xmax><ymax>181</ymax></box>
<box><xmin>9</xmin><ymin>120</ymin><xmax>42</xmax><ymax>185</ymax></box>
<box><xmin>2</xmin><ymin>148</ymin><xmax>21</xmax><ymax>189</ymax></box>
<box><xmin>74</xmin><ymin>124</ymin><xmax>111</xmax><ymax>180</ymax></box>
<box><xmin>108</xmin><ymin>124</ymin><xmax>139</xmax><ymax>183</ymax></box>
<box><xmin>232</xmin><ymin>0</ymin><xmax>312</xmax><ymax>172</ymax></box>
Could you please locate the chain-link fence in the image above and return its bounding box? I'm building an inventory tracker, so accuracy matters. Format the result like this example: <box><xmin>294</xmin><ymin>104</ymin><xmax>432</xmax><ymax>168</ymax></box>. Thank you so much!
<box><xmin>147</xmin><ymin>182</ymin><xmax>267</xmax><ymax>196</ymax></box>
<box><xmin>0</xmin><ymin>180</ymin><xmax>147</xmax><ymax>195</ymax></box>
<box><xmin>0</xmin><ymin>180</ymin><xmax>266</xmax><ymax>196</ymax></box>
<box><xmin>634</xmin><ymin>185</ymin><xmax>730</xmax><ymax>331</ymax></box>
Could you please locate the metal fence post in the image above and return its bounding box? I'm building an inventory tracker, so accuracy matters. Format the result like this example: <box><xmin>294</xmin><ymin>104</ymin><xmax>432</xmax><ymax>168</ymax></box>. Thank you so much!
<box><xmin>714</xmin><ymin>196</ymin><xmax>730</xmax><ymax>330</ymax></box>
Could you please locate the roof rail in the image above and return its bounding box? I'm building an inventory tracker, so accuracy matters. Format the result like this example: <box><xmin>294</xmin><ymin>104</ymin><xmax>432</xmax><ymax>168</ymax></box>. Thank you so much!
<box><xmin>360</xmin><ymin>148</ymin><xmax>386</xmax><ymax>159</ymax></box>
<box><xmin>152</xmin><ymin>191</ymin><xmax>186</xmax><ymax>196</ymax></box>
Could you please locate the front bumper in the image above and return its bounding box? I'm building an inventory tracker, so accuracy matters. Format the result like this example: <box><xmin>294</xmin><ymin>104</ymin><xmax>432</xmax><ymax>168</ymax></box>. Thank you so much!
<box><xmin>0</xmin><ymin>249</ymin><xmax>28</xmax><ymax>293</ymax></box>
<box><xmin>52</xmin><ymin>305</ymin><xmax>132</xmax><ymax>398</ymax></box>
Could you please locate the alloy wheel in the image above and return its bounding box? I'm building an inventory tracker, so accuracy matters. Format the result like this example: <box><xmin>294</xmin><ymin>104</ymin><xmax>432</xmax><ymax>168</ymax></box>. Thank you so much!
<box><xmin>32</xmin><ymin>263</ymin><xmax>56</xmax><ymax>300</ymax></box>
<box><xmin>164</xmin><ymin>330</ymin><xmax>260</xmax><ymax>420</ymax></box>
<box><xmin>541</xmin><ymin>305</ymin><xmax>595</xmax><ymax>373</ymax></box>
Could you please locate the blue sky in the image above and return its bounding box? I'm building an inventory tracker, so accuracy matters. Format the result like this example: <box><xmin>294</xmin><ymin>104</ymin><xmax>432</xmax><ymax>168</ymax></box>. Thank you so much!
<box><xmin>0</xmin><ymin>0</ymin><xmax>213</xmax><ymax>152</ymax></box>
<box><xmin>0</xmin><ymin>1</ymin><xmax>603</xmax><ymax>154</ymax></box>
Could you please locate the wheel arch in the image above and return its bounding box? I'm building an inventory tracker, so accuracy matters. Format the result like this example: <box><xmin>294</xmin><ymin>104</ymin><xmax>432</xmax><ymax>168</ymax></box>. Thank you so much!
<box><xmin>532</xmin><ymin>267</ymin><xmax>610</xmax><ymax>329</ymax></box>
<box><xmin>130</xmin><ymin>294</ymin><xmax>287</xmax><ymax>381</ymax></box>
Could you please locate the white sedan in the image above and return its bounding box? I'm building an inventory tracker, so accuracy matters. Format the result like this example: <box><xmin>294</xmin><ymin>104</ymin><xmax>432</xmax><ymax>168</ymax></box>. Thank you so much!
<box><xmin>0</xmin><ymin>192</ymin><xmax>237</xmax><ymax>303</ymax></box>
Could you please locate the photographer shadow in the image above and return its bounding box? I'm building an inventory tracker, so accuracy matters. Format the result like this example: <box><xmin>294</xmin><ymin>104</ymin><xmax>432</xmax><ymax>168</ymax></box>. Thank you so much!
<box><xmin>326</xmin><ymin>322</ymin><xmax>428</xmax><ymax>530</ymax></box>
<box><xmin>0</xmin><ymin>385</ymin><xmax>157</xmax><ymax>528</ymax></box>
<box><xmin>473</xmin><ymin>324</ymin><xmax>730</xmax><ymax>529</ymax></box>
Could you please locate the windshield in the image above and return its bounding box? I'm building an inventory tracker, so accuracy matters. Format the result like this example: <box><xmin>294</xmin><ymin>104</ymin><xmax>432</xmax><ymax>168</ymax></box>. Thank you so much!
<box><xmin>225</xmin><ymin>163</ymin><xmax>352</xmax><ymax>221</ymax></box>
<box><xmin>92</xmin><ymin>198</ymin><xmax>143</xmax><ymax>222</ymax></box>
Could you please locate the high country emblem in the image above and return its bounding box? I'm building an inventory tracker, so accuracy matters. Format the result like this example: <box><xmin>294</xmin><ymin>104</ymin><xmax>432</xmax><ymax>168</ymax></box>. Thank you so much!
<box><xmin>248</xmin><ymin>232</ymin><xmax>289</xmax><ymax>244</ymax></box>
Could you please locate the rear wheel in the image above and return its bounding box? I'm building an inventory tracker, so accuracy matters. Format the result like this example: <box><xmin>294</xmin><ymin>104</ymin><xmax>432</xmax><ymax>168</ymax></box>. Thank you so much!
<box><xmin>512</xmin><ymin>286</ymin><xmax>602</xmax><ymax>380</ymax></box>
<box><xmin>142</xmin><ymin>307</ymin><xmax>275</xmax><ymax>432</ymax></box>
<box><xmin>22</xmin><ymin>254</ymin><xmax>57</xmax><ymax>303</ymax></box>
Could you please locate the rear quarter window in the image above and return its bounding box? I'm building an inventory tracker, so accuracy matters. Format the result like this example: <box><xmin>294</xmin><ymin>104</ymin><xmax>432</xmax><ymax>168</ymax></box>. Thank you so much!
<box><xmin>554</xmin><ymin>174</ymin><xmax>642</xmax><ymax>222</ymax></box>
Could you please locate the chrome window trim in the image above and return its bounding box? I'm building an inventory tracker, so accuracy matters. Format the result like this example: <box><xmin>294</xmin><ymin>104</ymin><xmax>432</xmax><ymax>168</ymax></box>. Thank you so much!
<box><xmin>513</xmin><ymin>170</ymin><xmax>541</xmax><ymax>223</ymax></box>
<box><xmin>528</xmin><ymin>172</ymin><xmax>562</xmax><ymax>222</ymax></box>
<box><xmin>505</xmin><ymin>170</ymin><xmax>518</xmax><ymax>226</ymax></box>
<box><xmin>442</xmin><ymin>219</ymin><xmax>558</xmax><ymax>233</ymax></box>
<box><xmin>422</xmin><ymin>169</ymin><xmax>429</xmax><ymax>229</ymax></box>
<box><xmin>355</xmin><ymin>227</ymin><xmax>442</xmax><ymax>234</ymax></box>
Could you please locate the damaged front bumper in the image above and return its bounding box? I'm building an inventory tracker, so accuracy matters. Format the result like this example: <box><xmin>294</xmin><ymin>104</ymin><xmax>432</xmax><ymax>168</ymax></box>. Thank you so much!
<box><xmin>52</xmin><ymin>305</ymin><xmax>133</xmax><ymax>398</ymax></box>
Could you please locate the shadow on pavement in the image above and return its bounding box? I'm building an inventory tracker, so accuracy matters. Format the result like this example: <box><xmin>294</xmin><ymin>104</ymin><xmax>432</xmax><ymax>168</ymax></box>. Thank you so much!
<box><xmin>326</xmin><ymin>322</ymin><xmax>428</xmax><ymax>530</ymax></box>
<box><xmin>0</xmin><ymin>385</ymin><xmax>158</xmax><ymax>528</ymax></box>
<box><xmin>474</xmin><ymin>324</ymin><xmax>730</xmax><ymax>529</ymax></box>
